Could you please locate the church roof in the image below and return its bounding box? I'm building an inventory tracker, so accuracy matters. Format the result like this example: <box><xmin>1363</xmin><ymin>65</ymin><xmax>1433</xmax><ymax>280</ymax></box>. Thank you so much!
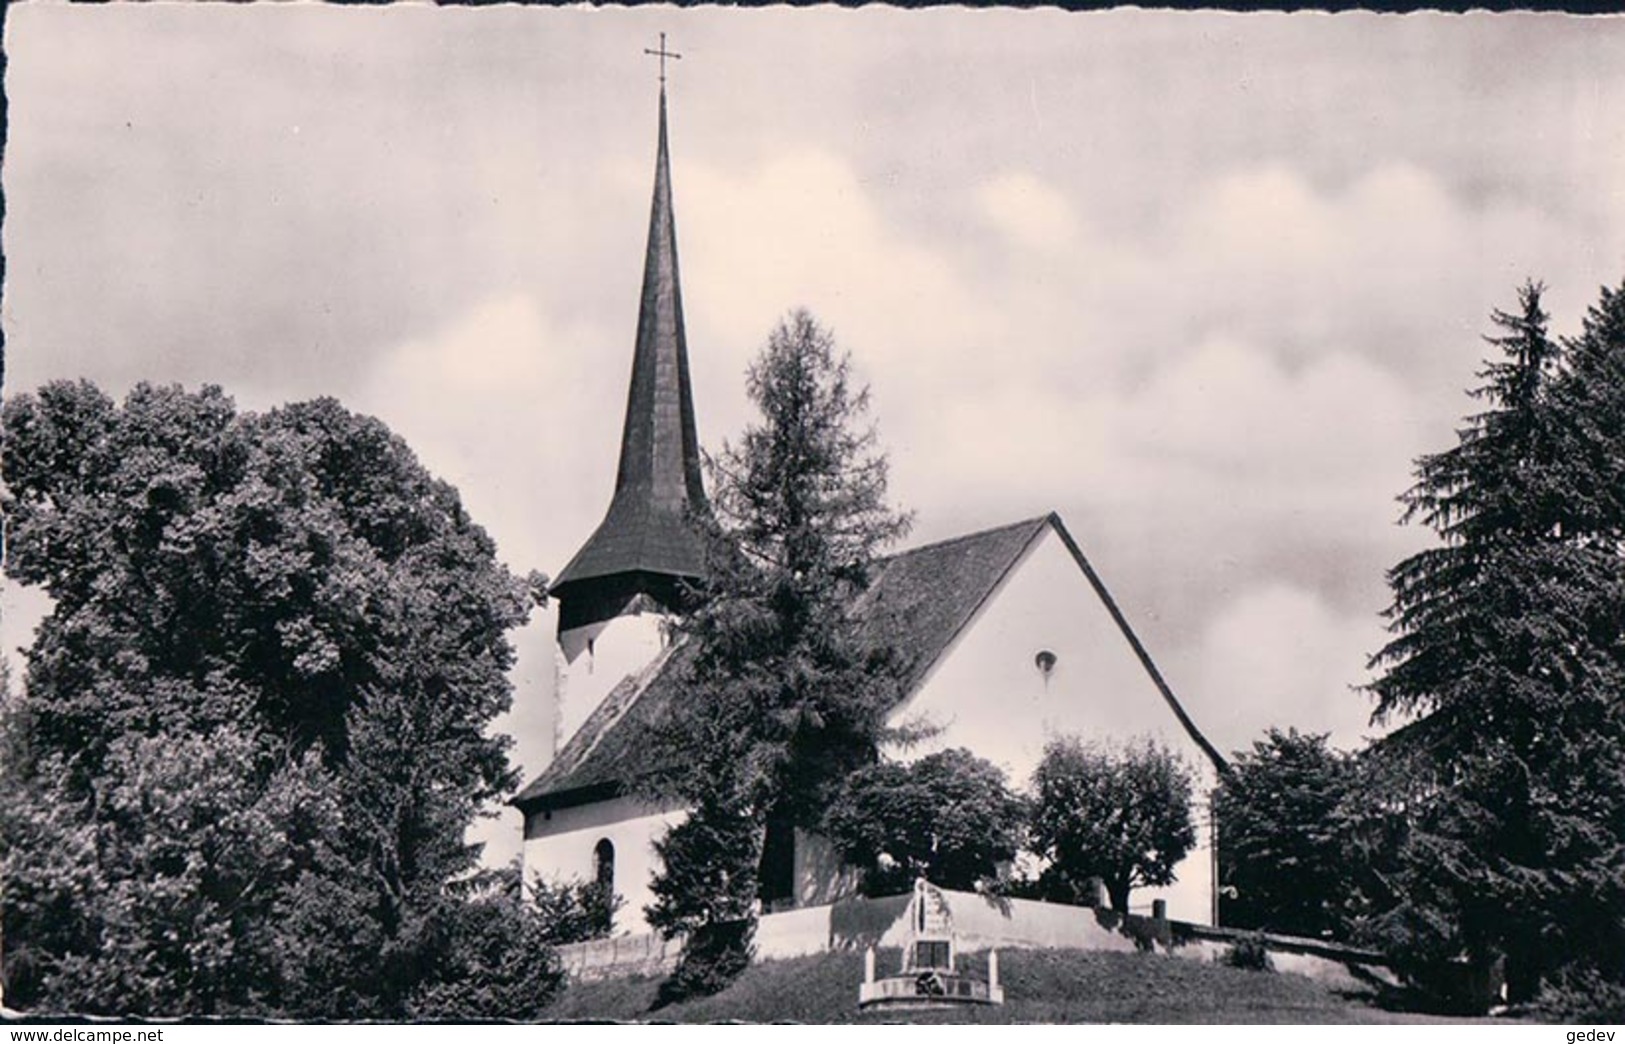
<box><xmin>550</xmin><ymin>87</ymin><xmax>708</xmax><ymax>625</ymax></box>
<box><xmin>513</xmin><ymin>513</ymin><xmax>1225</xmax><ymax>813</ymax></box>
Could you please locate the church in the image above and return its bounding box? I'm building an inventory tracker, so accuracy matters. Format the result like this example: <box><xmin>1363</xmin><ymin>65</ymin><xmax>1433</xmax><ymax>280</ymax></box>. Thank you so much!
<box><xmin>513</xmin><ymin>77</ymin><xmax>1226</xmax><ymax>933</ymax></box>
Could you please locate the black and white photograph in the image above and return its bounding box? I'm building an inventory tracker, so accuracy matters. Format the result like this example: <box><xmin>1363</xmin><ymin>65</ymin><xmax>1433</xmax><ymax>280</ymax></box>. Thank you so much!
<box><xmin>2</xmin><ymin>3</ymin><xmax>1623</xmax><ymax>1026</ymax></box>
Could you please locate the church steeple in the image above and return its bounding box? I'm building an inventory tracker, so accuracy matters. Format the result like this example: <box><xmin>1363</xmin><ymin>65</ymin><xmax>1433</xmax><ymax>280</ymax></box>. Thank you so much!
<box><xmin>551</xmin><ymin>79</ymin><xmax>708</xmax><ymax>643</ymax></box>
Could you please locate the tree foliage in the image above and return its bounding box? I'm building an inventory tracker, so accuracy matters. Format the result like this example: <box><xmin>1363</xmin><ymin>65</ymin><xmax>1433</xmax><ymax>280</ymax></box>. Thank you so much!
<box><xmin>527</xmin><ymin>874</ymin><xmax>623</xmax><ymax>947</ymax></box>
<box><xmin>659</xmin><ymin>308</ymin><xmax>916</xmax><ymax>822</ymax></box>
<box><xmin>1214</xmin><ymin>729</ymin><xmax>1362</xmax><ymax>939</ymax></box>
<box><xmin>0</xmin><ymin>382</ymin><xmax>547</xmax><ymax>1017</ymax></box>
<box><xmin>645</xmin><ymin>796</ymin><xmax>765</xmax><ymax>939</ymax></box>
<box><xmin>824</xmin><ymin>748</ymin><xmax>1028</xmax><ymax>895</ymax></box>
<box><xmin>640</xmin><ymin>310</ymin><xmax>912</xmax><ymax>998</ymax></box>
<box><xmin>1028</xmin><ymin>736</ymin><xmax>1196</xmax><ymax>913</ymax></box>
<box><xmin>1366</xmin><ymin>280</ymin><xmax>1625</xmax><ymax>1009</ymax></box>
<box><xmin>0</xmin><ymin>724</ymin><xmax>335</xmax><ymax>1015</ymax></box>
<box><xmin>403</xmin><ymin>869</ymin><xmax>568</xmax><ymax>1022</ymax></box>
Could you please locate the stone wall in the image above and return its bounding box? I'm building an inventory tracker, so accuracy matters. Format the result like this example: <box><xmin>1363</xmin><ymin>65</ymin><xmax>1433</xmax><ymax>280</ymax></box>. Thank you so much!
<box><xmin>553</xmin><ymin>888</ymin><xmax>1394</xmax><ymax>986</ymax></box>
<box><xmin>1169</xmin><ymin>922</ymin><xmax>1396</xmax><ymax>990</ymax></box>
<box><xmin>555</xmin><ymin>931</ymin><xmax>681</xmax><ymax>982</ymax></box>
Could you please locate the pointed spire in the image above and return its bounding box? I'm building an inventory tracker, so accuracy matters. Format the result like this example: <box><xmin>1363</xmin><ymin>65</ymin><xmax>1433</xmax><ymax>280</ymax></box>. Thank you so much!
<box><xmin>613</xmin><ymin>86</ymin><xmax>706</xmax><ymax>512</ymax></box>
<box><xmin>551</xmin><ymin>83</ymin><xmax>708</xmax><ymax>636</ymax></box>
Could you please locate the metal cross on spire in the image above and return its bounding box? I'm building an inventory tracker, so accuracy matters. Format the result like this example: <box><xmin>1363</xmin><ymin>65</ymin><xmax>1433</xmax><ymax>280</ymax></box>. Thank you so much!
<box><xmin>644</xmin><ymin>32</ymin><xmax>681</xmax><ymax>88</ymax></box>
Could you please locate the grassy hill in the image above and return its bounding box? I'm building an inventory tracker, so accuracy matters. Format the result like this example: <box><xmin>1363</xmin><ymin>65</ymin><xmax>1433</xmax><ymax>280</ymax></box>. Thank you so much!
<box><xmin>541</xmin><ymin>946</ymin><xmax>1481</xmax><ymax>1024</ymax></box>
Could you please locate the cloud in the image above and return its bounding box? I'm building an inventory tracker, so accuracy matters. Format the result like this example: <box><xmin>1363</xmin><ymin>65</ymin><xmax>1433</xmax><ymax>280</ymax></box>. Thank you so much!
<box><xmin>1</xmin><ymin>5</ymin><xmax>654</xmax><ymax>403</ymax></box>
<box><xmin>356</xmin><ymin>294</ymin><xmax>586</xmax><ymax>853</ymax></box>
<box><xmin>684</xmin><ymin>154</ymin><xmax>1582</xmax><ymax>553</ymax></box>
<box><xmin>354</xmin><ymin>292</ymin><xmax>623</xmax><ymax>576</ymax></box>
<box><xmin>976</xmin><ymin>170</ymin><xmax>1080</xmax><ymax>254</ymax></box>
<box><xmin>677</xmin><ymin>147</ymin><xmax>997</xmax><ymax>408</ymax></box>
<box><xmin>1156</xmin><ymin>162</ymin><xmax>1583</xmax><ymax>377</ymax></box>
<box><xmin>901</xmin><ymin>333</ymin><xmax>1423</xmax><ymax>563</ymax></box>
<box><xmin>1187</xmin><ymin>583</ymin><xmax>1392</xmax><ymax>757</ymax></box>
<box><xmin>1114</xmin><ymin>338</ymin><xmax>1421</xmax><ymax>499</ymax></box>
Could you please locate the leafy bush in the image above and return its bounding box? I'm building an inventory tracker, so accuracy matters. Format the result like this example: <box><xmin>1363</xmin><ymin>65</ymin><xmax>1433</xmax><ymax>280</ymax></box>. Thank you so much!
<box><xmin>530</xmin><ymin>875</ymin><xmax>623</xmax><ymax>945</ymax></box>
<box><xmin>1222</xmin><ymin>933</ymin><xmax>1275</xmax><ymax>973</ymax></box>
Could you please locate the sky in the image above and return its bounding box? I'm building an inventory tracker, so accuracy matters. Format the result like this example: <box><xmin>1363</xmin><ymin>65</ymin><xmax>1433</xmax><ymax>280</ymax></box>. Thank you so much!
<box><xmin>5</xmin><ymin>5</ymin><xmax>1624</xmax><ymax>868</ymax></box>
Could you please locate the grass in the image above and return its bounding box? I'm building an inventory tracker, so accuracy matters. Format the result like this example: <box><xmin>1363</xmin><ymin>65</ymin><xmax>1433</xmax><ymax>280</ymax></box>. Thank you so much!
<box><xmin>541</xmin><ymin>946</ymin><xmax>1486</xmax><ymax>1024</ymax></box>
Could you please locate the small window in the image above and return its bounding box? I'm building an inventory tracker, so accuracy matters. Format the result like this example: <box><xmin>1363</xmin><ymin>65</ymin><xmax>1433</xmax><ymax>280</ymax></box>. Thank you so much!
<box><xmin>593</xmin><ymin>838</ymin><xmax>615</xmax><ymax>890</ymax></box>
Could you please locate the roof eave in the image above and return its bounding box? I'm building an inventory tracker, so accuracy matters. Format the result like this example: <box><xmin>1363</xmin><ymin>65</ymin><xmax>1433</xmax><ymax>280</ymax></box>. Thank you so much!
<box><xmin>512</xmin><ymin>779</ymin><xmax>623</xmax><ymax>815</ymax></box>
<box><xmin>1044</xmin><ymin>511</ymin><xmax>1230</xmax><ymax>777</ymax></box>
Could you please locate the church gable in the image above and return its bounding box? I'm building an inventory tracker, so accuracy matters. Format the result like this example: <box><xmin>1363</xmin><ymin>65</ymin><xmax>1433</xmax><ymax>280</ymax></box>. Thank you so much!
<box><xmin>881</xmin><ymin>515</ymin><xmax>1220</xmax><ymax>923</ymax></box>
<box><xmin>850</xmin><ymin>516</ymin><xmax>1052</xmax><ymax>697</ymax></box>
<box><xmin>518</xmin><ymin>511</ymin><xmax>1223</xmax><ymax>925</ymax></box>
<box><xmin>890</xmin><ymin>517</ymin><xmax>1218</xmax><ymax>782</ymax></box>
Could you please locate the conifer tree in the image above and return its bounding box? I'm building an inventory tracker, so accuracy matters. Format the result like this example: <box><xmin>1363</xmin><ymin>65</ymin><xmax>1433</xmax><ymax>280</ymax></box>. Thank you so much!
<box><xmin>1214</xmin><ymin>729</ymin><xmax>1361</xmax><ymax>939</ymax></box>
<box><xmin>1367</xmin><ymin>281</ymin><xmax>1625</xmax><ymax>1010</ymax></box>
<box><xmin>642</xmin><ymin>310</ymin><xmax>911</xmax><ymax>999</ymax></box>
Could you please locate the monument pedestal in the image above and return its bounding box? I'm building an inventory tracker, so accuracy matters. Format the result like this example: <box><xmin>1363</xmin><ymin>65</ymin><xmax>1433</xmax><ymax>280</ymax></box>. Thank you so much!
<box><xmin>857</xmin><ymin>879</ymin><xmax>1004</xmax><ymax>1010</ymax></box>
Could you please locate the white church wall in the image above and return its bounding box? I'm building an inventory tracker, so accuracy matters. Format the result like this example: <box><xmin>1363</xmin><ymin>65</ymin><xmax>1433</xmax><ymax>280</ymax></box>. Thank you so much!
<box><xmin>792</xmin><ymin>828</ymin><xmax>861</xmax><ymax>908</ymax></box>
<box><xmin>555</xmin><ymin>611</ymin><xmax>670</xmax><ymax>750</ymax></box>
<box><xmin>886</xmin><ymin>521</ymin><xmax>1217</xmax><ymax>924</ymax></box>
<box><xmin>523</xmin><ymin>794</ymin><xmax>685</xmax><ymax>936</ymax></box>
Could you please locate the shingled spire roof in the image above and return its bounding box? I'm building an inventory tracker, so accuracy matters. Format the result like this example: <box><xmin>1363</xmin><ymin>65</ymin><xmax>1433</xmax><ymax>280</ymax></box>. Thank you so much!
<box><xmin>551</xmin><ymin>85</ymin><xmax>708</xmax><ymax>634</ymax></box>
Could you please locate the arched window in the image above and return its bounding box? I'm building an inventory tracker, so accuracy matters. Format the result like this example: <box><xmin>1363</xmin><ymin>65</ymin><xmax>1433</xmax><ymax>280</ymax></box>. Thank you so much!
<box><xmin>593</xmin><ymin>838</ymin><xmax>615</xmax><ymax>891</ymax></box>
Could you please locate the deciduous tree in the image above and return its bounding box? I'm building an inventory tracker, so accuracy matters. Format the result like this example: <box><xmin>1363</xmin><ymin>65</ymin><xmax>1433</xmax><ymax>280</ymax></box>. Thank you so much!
<box><xmin>1029</xmin><ymin>736</ymin><xmax>1196</xmax><ymax>914</ymax></box>
<box><xmin>0</xmin><ymin>382</ymin><xmax>542</xmax><ymax>1017</ymax></box>
<box><xmin>824</xmin><ymin>748</ymin><xmax>1027</xmax><ymax>895</ymax></box>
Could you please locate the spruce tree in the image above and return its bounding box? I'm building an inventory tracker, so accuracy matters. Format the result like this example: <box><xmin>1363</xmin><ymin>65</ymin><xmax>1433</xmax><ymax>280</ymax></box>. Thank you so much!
<box><xmin>1367</xmin><ymin>281</ymin><xmax>1625</xmax><ymax>1009</ymax></box>
<box><xmin>642</xmin><ymin>310</ymin><xmax>911</xmax><ymax>998</ymax></box>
